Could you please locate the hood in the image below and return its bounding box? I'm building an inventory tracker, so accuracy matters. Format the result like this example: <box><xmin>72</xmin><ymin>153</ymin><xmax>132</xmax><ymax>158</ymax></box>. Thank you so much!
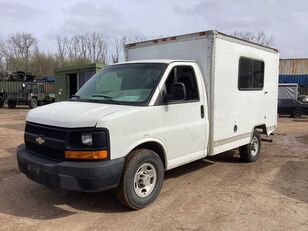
<box><xmin>26</xmin><ymin>101</ymin><xmax>135</xmax><ymax>128</ymax></box>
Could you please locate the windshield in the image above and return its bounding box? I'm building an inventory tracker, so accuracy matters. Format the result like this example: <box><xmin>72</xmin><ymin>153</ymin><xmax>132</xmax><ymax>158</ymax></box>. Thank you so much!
<box><xmin>25</xmin><ymin>84</ymin><xmax>38</xmax><ymax>93</ymax></box>
<box><xmin>75</xmin><ymin>63</ymin><xmax>167</xmax><ymax>105</ymax></box>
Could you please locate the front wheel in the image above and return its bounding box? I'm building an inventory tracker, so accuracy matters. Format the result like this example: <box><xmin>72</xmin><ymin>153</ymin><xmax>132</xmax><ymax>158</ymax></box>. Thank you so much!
<box><xmin>115</xmin><ymin>149</ymin><xmax>164</xmax><ymax>210</ymax></box>
<box><xmin>0</xmin><ymin>99</ymin><xmax>4</xmax><ymax>108</ymax></box>
<box><xmin>239</xmin><ymin>130</ymin><xmax>261</xmax><ymax>162</ymax></box>
<box><xmin>29</xmin><ymin>98</ymin><xmax>38</xmax><ymax>109</ymax></box>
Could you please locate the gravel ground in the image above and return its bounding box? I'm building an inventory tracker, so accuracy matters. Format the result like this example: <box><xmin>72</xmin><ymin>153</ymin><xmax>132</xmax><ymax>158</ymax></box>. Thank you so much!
<box><xmin>0</xmin><ymin>107</ymin><xmax>307</xmax><ymax>231</ymax></box>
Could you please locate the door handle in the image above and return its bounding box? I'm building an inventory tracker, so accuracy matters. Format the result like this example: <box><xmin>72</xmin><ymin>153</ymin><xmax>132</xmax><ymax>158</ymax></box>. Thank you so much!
<box><xmin>200</xmin><ymin>105</ymin><xmax>204</xmax><ymax>118</ymax></box>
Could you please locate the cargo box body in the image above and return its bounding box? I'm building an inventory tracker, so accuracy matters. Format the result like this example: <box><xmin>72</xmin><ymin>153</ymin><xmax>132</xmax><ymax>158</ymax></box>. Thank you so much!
<box><xmin>125</xmin><ymin>31</ymin><xmax>279</xmax><ymax>155</ymax></box>
<box><xmin>0</xmin><ymin>81</ymin><xmax>24</xmax><ymax>94</ymax></box>
<box><xmin>0</xmin><ymin>81</ymin><xmax>55</xmax><ymax>94</ymax></box>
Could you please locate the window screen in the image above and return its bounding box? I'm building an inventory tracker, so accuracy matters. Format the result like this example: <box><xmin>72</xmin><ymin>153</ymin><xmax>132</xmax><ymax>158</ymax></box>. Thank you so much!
<box><xmin>238</xmin><ymin>57</ymin><xmax>264</xmax><ymax>90</ymax></box>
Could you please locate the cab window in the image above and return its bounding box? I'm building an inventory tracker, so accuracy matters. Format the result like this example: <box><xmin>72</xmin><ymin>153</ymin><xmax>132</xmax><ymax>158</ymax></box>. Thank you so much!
<box><xmin>38</xmin><ymin>85</ymin><xmax>44</xmax><ymax>93</ymax></box>
<box><xmin>164</xmin><ymin>66</ymin><xmax>199</xmax><ymax>102</ymax></box>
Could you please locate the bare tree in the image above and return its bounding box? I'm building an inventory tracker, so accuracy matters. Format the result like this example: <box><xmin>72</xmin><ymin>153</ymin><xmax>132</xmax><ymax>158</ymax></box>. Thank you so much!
<box><xmin>78</xmin><ymin>34</ymin><xmax>88</xmax><ymax>60</ymax></box>
<box><xmin>8</xmin><ymin>32</ymin><xmax>38</xmax><ymax>60</ymax></box>
<box><xmin>0</xmin><ymin>49</ymin><xmax>4</xmax><ymax>71</ymax></box>
<box><xmin>65</xmin><ymin>36</ymin><xmax>77</xmax><ymax>61</ymax></box>
<box><xmin>111</xmin><ymin>36</ymin><xmax>125</xmax><ymax>64</ymax></box>
<box><xmin>109</xmin><ymin>34</ymin><xmax>161</xmax><ymax>63</ymax></box>
<box><xmin>0</xmin><ymin>39</ymin><xmax>9</xmax><ymax>57</ymax></box>
<box><xmin>56</xmin><ymin>32</ymin><xmax>109</xmax><ymax>65</ymax></box>
<box><xmin>88</xmin><ymin>32</ymin><xmax>109</xmax><ymax>64</ymax></box>
<box><xmin>30</xmin><ymin>51</ymin><xmax>59</xmax><ymax>77</ymax></box>
<box><xmin>0</xmin><ymin>39</ymin><xmax>10</xmax><ymax>70</ymax></box>
<box><xmin>0</xmin><ymin>32</ymin><xmax>38</xmax><ymax>72</ymax></box>
<box><xmin>1</xmin><ymin>31</ymin><xmax>162</xmax><ymax>76</ymax></box>
<box><xmin>232</xmin><ymin>31</ymin><xmax>275</xmax><ymax>46</ymax></box>
<box><xmin>56</xmin><ymin>36</ymin><xmax>68</xmax><ymax>66</ymax></box>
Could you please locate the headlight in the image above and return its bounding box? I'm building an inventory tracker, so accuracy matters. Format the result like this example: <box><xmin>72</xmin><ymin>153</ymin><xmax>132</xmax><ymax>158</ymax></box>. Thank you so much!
<box><xmin>67</xmin><ymin>129</ymin><xmax>108</xmax><ymax>149</ymax></box>
<box><xmin>66</xmin><ymin>129</ymin><xmax>109</xmax><ymax>160</ymax></box>
<box><xmin>81</xmin><ymin>133</ymin><xmax>93</xmax><ymax>146</ymax></box>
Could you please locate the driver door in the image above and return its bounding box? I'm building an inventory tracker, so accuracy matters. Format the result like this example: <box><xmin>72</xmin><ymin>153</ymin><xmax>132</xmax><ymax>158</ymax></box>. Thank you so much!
<box><xmin>161</xmin><ymin>64</ymin><xmax>207</xmax><ymax>168</ymax></box>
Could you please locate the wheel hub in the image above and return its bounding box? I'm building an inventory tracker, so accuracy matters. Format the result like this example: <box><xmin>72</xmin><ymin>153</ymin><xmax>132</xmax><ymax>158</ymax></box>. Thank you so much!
<box><xmin>250</xmin><ymin>137</ymin><xmax>259</xmax><ymax>156</ymax></box>
<box><xmin>134</xmin><ymin>163</ymin><xmax>157</xmax><ymax>198</ymax></box>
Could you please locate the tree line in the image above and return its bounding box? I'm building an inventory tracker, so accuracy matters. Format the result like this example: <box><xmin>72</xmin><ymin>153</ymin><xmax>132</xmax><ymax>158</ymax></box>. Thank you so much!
<box><xmin>0</xmin><ymin>31</ymin><xmax>274</xmax><ymax>78</ymax></box>
<box><xmin>0</xmin><ymin>32</ymin><xmax>147</xmax><ymax>77</ymax></box>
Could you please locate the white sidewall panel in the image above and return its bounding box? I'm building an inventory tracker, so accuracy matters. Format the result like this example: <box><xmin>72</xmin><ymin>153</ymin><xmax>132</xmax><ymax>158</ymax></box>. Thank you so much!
<box><xmin>212</xmin><ymin>37</ymin><xmax>279</xmax><ymax>154</ymax></box>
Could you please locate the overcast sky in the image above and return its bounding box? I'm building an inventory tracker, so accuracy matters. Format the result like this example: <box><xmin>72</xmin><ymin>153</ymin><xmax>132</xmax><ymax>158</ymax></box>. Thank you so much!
<box><xmin>0</xmin><ymin>0</ymin><xmax>307</xmax><ymax>58</ymax></box>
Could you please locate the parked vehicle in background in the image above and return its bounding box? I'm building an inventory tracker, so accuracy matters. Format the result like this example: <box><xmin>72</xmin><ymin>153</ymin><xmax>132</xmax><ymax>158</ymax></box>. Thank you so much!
<box><xmin>0</xmin><ymin>81</ymin><xmax>55</xmax><ymax>109</ymax></box>
<box><xmin>17</xmin><ymin>30</ymin><xmax>279</xmax><ymax>209</ymax></box>
<box><xmin>278</xmin><ymin>83</ymin><xmax>308</xmax><ymax>118</ymax></box>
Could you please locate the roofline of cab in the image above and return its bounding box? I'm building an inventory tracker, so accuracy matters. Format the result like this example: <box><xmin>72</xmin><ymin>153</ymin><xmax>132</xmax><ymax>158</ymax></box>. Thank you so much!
<box><xmin>107</xmin><ymin>60</ymin><xmax>198</xmax><ymax>67</ymax></box>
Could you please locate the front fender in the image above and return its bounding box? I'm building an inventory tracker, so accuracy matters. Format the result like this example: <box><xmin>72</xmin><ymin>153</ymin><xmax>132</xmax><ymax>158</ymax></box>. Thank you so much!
<box><xmin>122</xmin><ymin>137</ymin><xmax>168</xmax><ymax>168</ymax></box>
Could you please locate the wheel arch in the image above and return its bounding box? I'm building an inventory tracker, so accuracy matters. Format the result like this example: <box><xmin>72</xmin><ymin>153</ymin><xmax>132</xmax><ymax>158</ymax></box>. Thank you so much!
<box><xmin>123</xmin><ymin>138</ymin><xmax>168</xmax><ymax>170</ymax></box>
<box><xmin>253</xmin><ymin>124</ymin><xmax>267</xmax><ymax>136</ymax></box>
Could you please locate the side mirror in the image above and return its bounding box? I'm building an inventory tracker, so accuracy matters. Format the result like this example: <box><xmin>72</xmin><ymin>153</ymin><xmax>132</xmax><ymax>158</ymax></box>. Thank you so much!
<box><xmin>165</xmin><ymin>82</ymin><xmax>186</xmax><ymax>102</ymax></box>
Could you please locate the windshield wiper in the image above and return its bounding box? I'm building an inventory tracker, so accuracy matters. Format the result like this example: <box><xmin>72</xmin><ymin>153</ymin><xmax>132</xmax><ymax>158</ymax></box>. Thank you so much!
<box><xmin>90</xmin><ymin>94</ymin><xmax>114</xmax><ymax>99</ymax></box>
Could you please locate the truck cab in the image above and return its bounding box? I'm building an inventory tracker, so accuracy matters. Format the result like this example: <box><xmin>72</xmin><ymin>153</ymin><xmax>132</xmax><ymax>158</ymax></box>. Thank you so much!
<box><xmin>17</xmin><ymin>60</ymin><xmax>209</xmax><ymax>203</ymax></box>
<box><xmin>25</xmin><ymin>82</ymin><xmax>55</xmax><ymax>106</ymax></box>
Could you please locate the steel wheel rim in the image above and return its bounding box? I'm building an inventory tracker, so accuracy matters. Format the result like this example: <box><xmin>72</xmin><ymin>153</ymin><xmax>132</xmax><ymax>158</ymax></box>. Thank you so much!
<box><xmin>250</xmin><ymin>136</ymin><xmax>259</xmax><ymax>156</ymax></box>
<box><xmin>133</xmin><ymin>163</ymin><xmax>157</xmax><ymax>198</ymax></box>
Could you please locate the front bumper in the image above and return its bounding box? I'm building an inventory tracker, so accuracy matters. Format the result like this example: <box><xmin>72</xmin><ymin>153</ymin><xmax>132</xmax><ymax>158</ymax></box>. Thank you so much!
<box><xmin>17</xmin><ymin>144</ymin><xmax>124</xmax><ymax>192</ymax></box>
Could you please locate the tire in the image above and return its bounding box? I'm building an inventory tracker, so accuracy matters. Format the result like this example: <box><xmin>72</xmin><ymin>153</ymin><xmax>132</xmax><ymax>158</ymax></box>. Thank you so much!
<box><xmin>292</xmin><ymin>110</ymin><xmax>303</xmax><ymax>118</ymax></box>
<box><xmin>115</xmin><ymin>149</ymin><xmax>164</xmax><ymax>210</ymax></box>
<box><xmin>7</xmin><ymin>100</ymin><xmax>17</xmax><ymax>109</ymax></box>
<box><xmin>29</xmin><ymin>98</ymin><xmax>38</xmax><ymax>109</ymax></box>
<box><xmin>239</xmin><ymin>130</ymin><xmax>261</xmax><ymax>162</ymax></box>
<box><xmin>0</xmin><ymin>100</ymin><xmax>4</xmax><ymax>108</ymax></box>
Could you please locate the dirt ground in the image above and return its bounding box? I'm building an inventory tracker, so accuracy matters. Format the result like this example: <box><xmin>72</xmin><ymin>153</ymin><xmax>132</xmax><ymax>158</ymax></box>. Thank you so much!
<box><xmin>0</xmin><ymin>107</ymin><xmax>307</xmax><ymax>231</ymax></box>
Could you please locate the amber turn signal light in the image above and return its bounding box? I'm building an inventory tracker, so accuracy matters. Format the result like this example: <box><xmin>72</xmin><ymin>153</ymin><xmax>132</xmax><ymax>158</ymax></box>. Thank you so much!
<box><xmin>65</xmin><ymin>150</ymin><xmax>108</xmax><ymax>159</ymax></box>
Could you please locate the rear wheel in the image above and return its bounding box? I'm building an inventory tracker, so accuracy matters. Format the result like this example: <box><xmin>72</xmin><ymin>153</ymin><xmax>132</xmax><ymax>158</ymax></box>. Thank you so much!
<box><xmin>0</xmin><ymin>99</ymin><xmax>4</xmax><ymax>108</ymax></box>
<box><xmin>115</xmin><ymin>149</ymin><xmax>164</xmax><ymax>210</ymax></box>
<box><xmin>7</xmin><ymin>100</ymin><xmax>17</xmax><ymax>109</ymax></box>
<box><xmin>29</xmin><ymin>98</ymin><xmax>38</xmax><ymax>109</ymax></box>
<box><xmin>239</xmin><ymin>130</ymin><xmax>261</xmax><ymax>162</ymax></box>
<box><xmin>292</xmin><ymin>109</ymin><xmax>303</xmax><ymax>118</ymax></box>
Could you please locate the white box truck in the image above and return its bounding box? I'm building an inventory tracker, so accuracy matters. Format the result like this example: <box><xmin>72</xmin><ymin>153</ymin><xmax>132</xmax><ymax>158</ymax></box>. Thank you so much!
<box><xmin>17</xmin><ymin>30</ymin><xmax>279</xmax><ymax>209</ymax></box>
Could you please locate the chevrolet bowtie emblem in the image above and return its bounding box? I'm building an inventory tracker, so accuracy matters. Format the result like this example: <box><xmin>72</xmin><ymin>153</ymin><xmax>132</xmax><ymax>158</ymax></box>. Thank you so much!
<box><xmin>35</xmin><ymin>136</ymin><xmax>45</xmax><ymax>145</ymax></box>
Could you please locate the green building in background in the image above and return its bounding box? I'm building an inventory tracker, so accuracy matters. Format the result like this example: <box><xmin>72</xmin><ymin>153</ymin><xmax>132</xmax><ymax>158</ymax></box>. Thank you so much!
<box><xmin>55</xmin><ymin>63</ymin><xmax>103</xmax><ymax>101</ymax></box>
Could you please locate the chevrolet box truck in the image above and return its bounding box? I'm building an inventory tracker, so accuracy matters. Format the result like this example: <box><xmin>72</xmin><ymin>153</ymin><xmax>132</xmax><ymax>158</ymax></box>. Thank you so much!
<box><xmin>17</xmin><ymin>30</ymin><xmax>279</xmax><ymax>209</ymax></box>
